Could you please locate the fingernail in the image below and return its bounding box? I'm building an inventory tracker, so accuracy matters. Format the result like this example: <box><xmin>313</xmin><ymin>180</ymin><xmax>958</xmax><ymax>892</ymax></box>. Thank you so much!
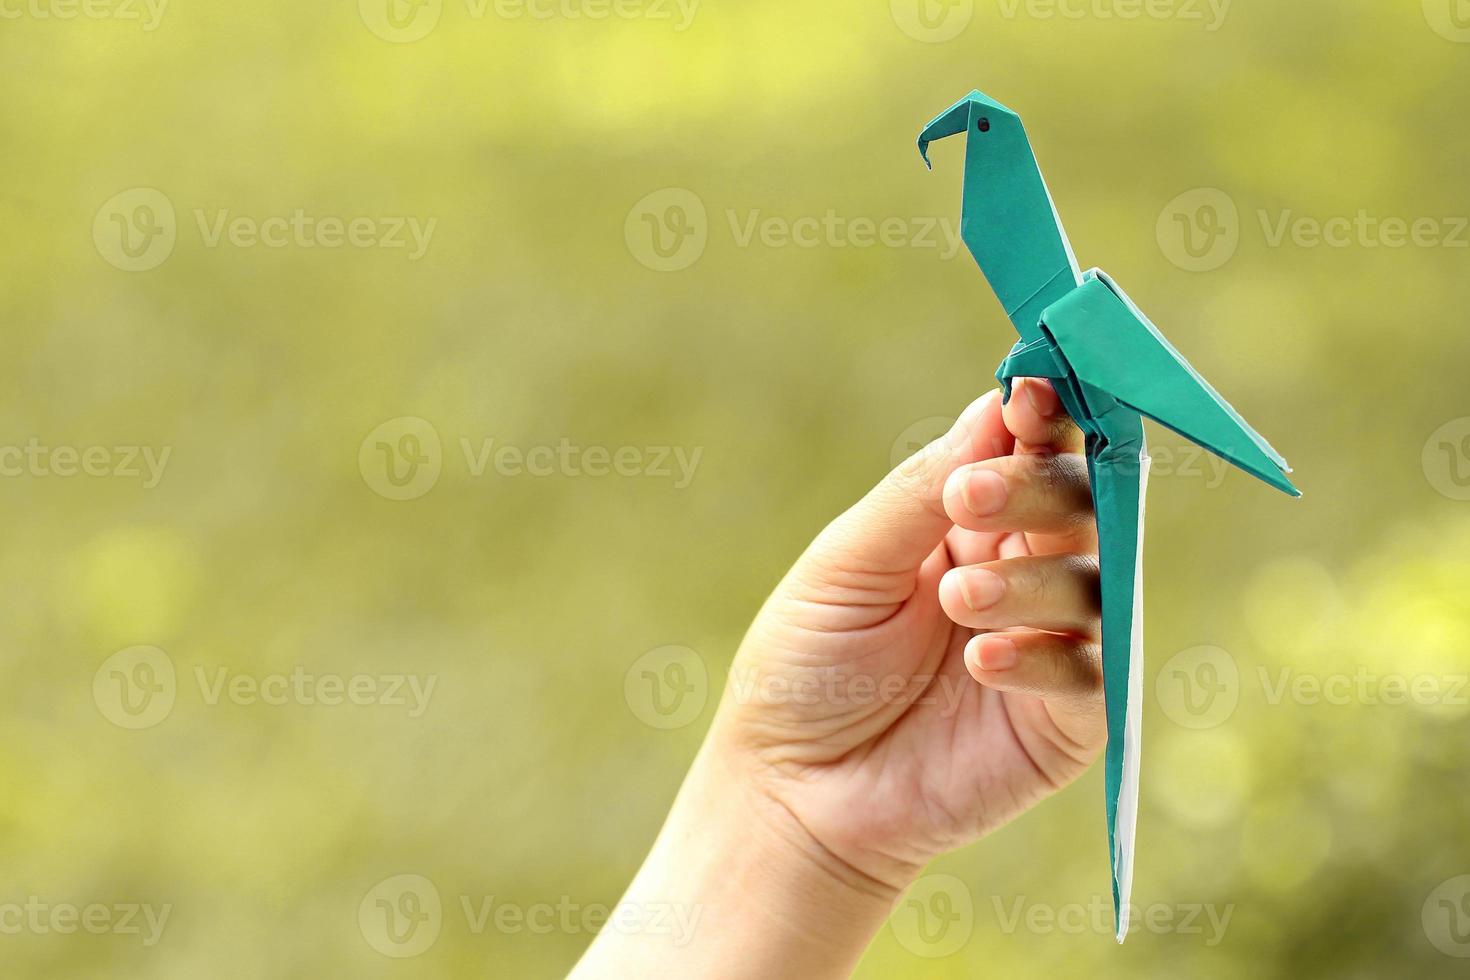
<box><xmin>978</xmin><ymin>637</ymin><xmax>1018</xmax><ymax>671</ymax></box>
<box><xmin>1026</xmin><ymin>379</ymin><xmax>1060</xmax><ymax>418</ymax></box>
<box><xmin>960</xmin><ymin>569</ymin><xmax>1005</xmax><ymax>611</ymax></box>
<box><xmin>962</xmin><ymin>469</ymin><xmax>1008</xmax><ymax>517</ymax></box>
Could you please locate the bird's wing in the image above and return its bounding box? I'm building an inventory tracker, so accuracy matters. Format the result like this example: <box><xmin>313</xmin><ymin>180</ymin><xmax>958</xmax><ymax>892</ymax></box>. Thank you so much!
<box><xmin>1043</xmin><ymin>271</ymin><xmax>1300</xmax><ymax>497</ymax></box>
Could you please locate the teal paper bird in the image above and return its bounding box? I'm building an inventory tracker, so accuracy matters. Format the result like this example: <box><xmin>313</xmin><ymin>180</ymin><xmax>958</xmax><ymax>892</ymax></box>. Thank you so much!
<box><xmin>917</xmin><ymin>89</ymin><xmax>1299</xmax><ymax>943</ymax></box>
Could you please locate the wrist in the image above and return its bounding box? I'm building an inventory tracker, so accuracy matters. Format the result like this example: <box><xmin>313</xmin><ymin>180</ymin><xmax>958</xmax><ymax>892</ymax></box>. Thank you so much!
<box><xmin>685</xmin><ymin>732</ymin><xmax>911</xmax><ymax>910</ymax></box>
<box><xmin>574</xmin><ymin>734</ymin><xmax>907</xmax><ymax>979</ymax></box>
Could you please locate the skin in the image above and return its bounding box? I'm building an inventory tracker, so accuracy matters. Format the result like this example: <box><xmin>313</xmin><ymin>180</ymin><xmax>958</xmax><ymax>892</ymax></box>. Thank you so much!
<box><xmin>572</xmin><ymin>379</ymin><xmax>1104</xmax><ymax>978</ymax></box>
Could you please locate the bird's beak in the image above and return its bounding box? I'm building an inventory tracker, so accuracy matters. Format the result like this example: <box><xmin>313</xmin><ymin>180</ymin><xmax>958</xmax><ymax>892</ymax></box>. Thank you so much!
<box><xmin>916</xmin><ymin>94</ymin><xmax>976</xmax><ymax>170</ymax></box>
<box><xmin>917</xmin><ymin>89</ymin><xmax>1019</xmax><ymax>169</ymax></box>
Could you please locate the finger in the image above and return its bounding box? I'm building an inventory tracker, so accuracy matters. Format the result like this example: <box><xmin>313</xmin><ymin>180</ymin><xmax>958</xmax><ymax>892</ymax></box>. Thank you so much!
<box><xmin>937</xmin><ymin>553</ymin><xmax>1100</xmax><ymax>634</ymax></box>
<box><xmin>941</xmin><ymin>525</ymin><xmax>1032</xmax><ymax>569</ymax></box>
<box><xmin>942</xmin><ymin>452</ymin><xmax>1095</xmax><ymax>538</ymax></box>
<box><xmin>1002</xmin><ymin>377</ymin><xmax>1084</xmax><ymax>455</ymax></box>
<box><xmin>996</xmin><ymin>531</ymin><xmax>1031</xmax><ymax>560</ymax></box>
<box><xmin>812</xmin><ymin>389</ymin><xmax>1012</xmax><ymax>576</ymax></box>
<box><xmin>964</xmin><ymin>630</ymin><xmax>1102</xmax><ymax>705</ymax></box>
<box><xmin>943</xmin><ymin>525</ymin><xmax>1007</xmax><ymax>568</ymax></box>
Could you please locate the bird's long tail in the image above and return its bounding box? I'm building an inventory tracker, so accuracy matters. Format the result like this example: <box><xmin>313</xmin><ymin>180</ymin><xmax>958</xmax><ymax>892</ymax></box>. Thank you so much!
<box><xmin>1087</xmin><ymin>428</ymin><xmax>1149</xmax><ymax>943</ymax></box>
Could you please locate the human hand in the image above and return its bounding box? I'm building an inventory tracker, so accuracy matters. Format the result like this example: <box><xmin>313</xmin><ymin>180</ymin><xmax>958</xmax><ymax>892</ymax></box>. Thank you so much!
<box><xmin>574</xmin><ymin>380</ymin><xmax>1104</xmax><ymax>979</ymax></box>
<box><xmin>710</xmin><ymin>379</ymin><xmax>1103</xmax><ymax>892</ymax></box>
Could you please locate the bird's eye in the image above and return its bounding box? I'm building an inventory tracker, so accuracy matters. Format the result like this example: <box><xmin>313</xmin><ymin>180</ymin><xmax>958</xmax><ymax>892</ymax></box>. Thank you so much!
<box><xmin>977</xmin><ymin>117</ymin><xmax>990</xmax><ymax>133</ymax></box>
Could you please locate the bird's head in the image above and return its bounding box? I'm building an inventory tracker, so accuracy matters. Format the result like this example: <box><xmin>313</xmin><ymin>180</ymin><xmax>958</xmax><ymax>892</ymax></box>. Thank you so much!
<box><xmin>915</xmin><ymin>89</ymin><xmax>1081</xmax><ymax>341</ymax></box>
<box><xmin>916</xmin><ymin>89</ymin><xmax>1021</xmax><ymax>170</ymax></box>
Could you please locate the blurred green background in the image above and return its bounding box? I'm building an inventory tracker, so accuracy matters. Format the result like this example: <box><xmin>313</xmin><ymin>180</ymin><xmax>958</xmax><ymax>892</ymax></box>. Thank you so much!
<box><xmin>2</xmin><ymin>0</ymin><xmax>1469</xmax><ymax>975</ymax></box>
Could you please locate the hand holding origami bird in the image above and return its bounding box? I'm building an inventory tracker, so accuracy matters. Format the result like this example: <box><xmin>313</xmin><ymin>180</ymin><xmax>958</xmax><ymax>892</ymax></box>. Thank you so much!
<box><xmin>575</xmin><ymin>384</ymin><xmax>1109</xmax><ymax>978</ymax></box>
<box><xmin>577</xmin><ymin>90</ymin><xmax>1298</xmax><ymax>979</ymax></box>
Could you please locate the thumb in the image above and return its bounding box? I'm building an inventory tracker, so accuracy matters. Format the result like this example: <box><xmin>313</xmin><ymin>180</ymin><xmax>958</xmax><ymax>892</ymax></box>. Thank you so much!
<box><xmin>806</xmin><ymin>389</ymin><xmax>1012</xmax><ymax>580</ymax></box>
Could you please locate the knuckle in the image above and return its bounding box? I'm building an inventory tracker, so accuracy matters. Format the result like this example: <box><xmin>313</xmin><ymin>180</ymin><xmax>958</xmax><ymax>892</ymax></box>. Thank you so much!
<box><xmin>1067</xmin><ymin>555</ymin><xmax>1103</xmax><ymax>616</ymax></box>
<box><xmin>1070</xmin><ymin>641</ymin><xmax>1105</xmax><ymax>694</ymax></box>
<box><xmin>1046</xmin><ymin>451</ymin><xmax>1089</xmax><ymax>486</ymax></box>
<box><xmin>1018</xmin><ymin>556</ymin><xmax>1065</xmax><ymax>607</ymax></box>
<box><xmin>1040</xmin><ymin>455</ymin><xmax>1093</xmax><ymax>519</ymax></box>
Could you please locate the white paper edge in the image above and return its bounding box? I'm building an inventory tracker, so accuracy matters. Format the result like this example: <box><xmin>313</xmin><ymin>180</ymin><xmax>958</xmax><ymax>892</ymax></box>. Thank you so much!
<box><xmin>1115</xmin><ymin>445</ymin><xmax>1149</xmax><ymax>943</ymax></box>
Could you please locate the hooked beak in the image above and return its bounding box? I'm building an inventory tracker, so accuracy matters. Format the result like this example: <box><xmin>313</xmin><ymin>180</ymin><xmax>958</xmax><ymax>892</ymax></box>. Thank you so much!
<box><xmin>916</xmin><ymin>88</ymin><xmax>1017</xmax><ymax>169</ymax></box>
<box><xmin>917</xmin><ymin>93</ymin><xmax>976</xmax><ymax>169</ymax></box>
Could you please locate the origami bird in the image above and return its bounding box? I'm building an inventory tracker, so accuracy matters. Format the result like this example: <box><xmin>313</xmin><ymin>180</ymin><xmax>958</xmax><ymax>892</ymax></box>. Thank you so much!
<box><xmin>917</xmin><ymin>89</ymin><xmax>1299</xmax><ymax>942</ymax></box>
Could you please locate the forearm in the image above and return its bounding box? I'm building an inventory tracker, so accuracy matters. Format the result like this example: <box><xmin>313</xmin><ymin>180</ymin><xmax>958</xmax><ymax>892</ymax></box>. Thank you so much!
<box><xmin>570</xmin><ymin>736</ymin><xmax>901</xmax><ymax>979</ymax></box>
